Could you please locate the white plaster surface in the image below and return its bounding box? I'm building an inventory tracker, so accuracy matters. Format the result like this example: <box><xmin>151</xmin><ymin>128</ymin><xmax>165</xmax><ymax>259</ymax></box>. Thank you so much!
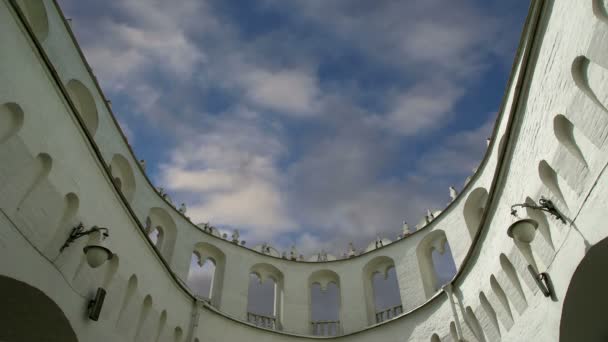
<box><xmin>1</xmin><ymin>0</ymin><xmax>608</xmax><ymax>341</ymax></box>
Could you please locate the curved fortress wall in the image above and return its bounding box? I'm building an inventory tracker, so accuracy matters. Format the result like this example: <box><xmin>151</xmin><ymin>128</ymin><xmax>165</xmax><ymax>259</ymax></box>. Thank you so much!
<box><xmin>1</xmin><ymin>0</ymin><xmax>607</xmax><ymax>341</ymax></box>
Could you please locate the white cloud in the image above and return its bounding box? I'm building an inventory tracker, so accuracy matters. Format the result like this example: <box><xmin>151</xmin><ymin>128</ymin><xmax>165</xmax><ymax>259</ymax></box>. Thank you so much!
<box><xmin>158</xmin><ymin>115</ymin><xmax>296</xmax><ymax>241</ymax></box>
<box><xmin>416</xmin><ymin>116</ymin><xmax>495</xmax><ymax>179</ymax></box>
<box><xmin>373</xmin><ymin>80</ymin><xmax>465</xmax><ymax>136</ymax></box>
<box><xmin>58</xmin><ymin>0</ymin><xmax>522</xmax><ymax>256</ymax></box>
<box><xmin>241</xmin><ymin>69</ymin><xmax>321</xmax><ymax>116</ymax></box>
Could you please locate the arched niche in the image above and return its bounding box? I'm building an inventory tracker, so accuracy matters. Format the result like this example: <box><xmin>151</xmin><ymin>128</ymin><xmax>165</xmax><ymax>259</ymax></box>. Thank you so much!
<box><xmin>147</xmin><ymin>207</ymin><xmax>177</xmax><ymax>263</ymax></box>
<box><xmin>560</xmin><ymin>237</ymin><xmax>608</xmax><ymax>342</ymax></box>
<box><xmin>490</xmin><ymin>274</ymin><xmax>514</xmax><ymax>329</ymax></box>
<box><xmin>65</xmin><ymin>79</ymin><xmax>99</xmax><ymax>136</ymax></box>
<box><xmin>463</xmin><ymin>187</ymin><xmax>489</xmax><ymax>238</ymax></box>
<box><xmin>247</xmin><ymin>263</ymin><xmax>284</xmax><ymax>330</ymax></box>
<box><xmin>450</xmin><ymin>321</ymin><xmax>458</xmax><ymax>340</ymax></box>
<box><xmin>0</xmin><ymin>102</ymin><xmax>25</xmax><ymax>144</ymax></box>
<box><xmin>571</xmin><ymin>56</ymin><xmax>608</xmax><ymax>113</ymax></box>
<box><xmin>538</xmin><ymin>160</ymin><xmax>568</xmax><ymax>207</ymax></box>
<box><xmin>189</xmin><ymin>242</ymin><xmax>226</xmax><ymax>307</ymax></box>
<box><xmin>362</xmin><ymin>256</ymin><xmax>403</xmax><ymax>324</ymax></box>
<box><xmin>479</xmin><ymin>291</ymin><xmax>500</xmax><ymax>339</ymax></box>
<box><xmin>109</xmin><ymin>154</ymin><xmax>136</xmax><ymax>202</ymax></box>
<box><xmin>499</xmin><ymin>254</ymin><xmax>528</xmax><ymax>314</ymax></box>
<box><xmin>464</xmin><ymin>306</ymin><xmax>485</xmax><ymax>341</ymax></box>
<box><xmin>117</xmin><ymin>274</ymin><xmax>138</xmax><ymax>326</ymax></box>
<box><xmin>0</xmin><ymin>275</ymin><xmax>78</xmax><ymax>342</ymax></box>
<box><xmin>309</xmin><ymin>269</ymin><xmax>341</xmax><ymax>336</ymax></box>
<box><xmin>174</xmin><ymin>327</ymin><xmax>184</xmax><ymax>342</ymax></box>
<box><xmin>593</xmin><ymin>0</ymin><xmax>608</xmax><ymax>23</ymax></box>
<box><xmin>430</xmin><ymin>333</ymin><xmax>441</xmax><ymax>342</ymax></box>
<box><xmin>16</xmin><ymin>0</ymin><xmax>49</xmax><ymax>41</ymax></box>
<box><xmin>155</xmin><ymin>310</ymin><xmax>167</xmax><ymax>341</ymax></box>
<box><xmin>135</xmin><ymin>295</ymin><xmax>153</xmax><ymax>341</ymax></box>
<box><xmin>45</xmin><ymin>192</ymin><xmax>80</xmax><ymax>258</ymax></box>
<box><xmin>416</xmin><ymin>230</ymin><xmax>456</xmax><ymax>298</ymax></box>
<box><xmin>554</xmin><ymin>115</ymin><xmax>588</xmax><ymax>166</ymax></box>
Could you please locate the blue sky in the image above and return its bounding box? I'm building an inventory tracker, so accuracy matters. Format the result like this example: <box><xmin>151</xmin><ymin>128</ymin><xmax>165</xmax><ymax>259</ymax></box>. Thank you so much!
<box><xmin>58</xmin><ymin>0</ymin><xmax>530</xmax><ymax>257</ymax></box>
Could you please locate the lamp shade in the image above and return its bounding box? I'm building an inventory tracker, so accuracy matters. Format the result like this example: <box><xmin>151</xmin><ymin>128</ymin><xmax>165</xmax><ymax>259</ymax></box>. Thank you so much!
<box><xmin>507</xmin><ymin>219</ymin><xmax>539</xmax><ymax>244</ymax></box>
<box><xmin>83</xmin><ymin>242</ymin><xmax>113</xmax><ymax>268</ymax></box>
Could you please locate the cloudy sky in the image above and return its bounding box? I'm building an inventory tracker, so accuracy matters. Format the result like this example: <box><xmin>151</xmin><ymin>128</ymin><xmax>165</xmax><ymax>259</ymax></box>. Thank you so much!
<box><xmin>57</xmin><ymin>0</ymin><xmax>530</xmax><ymax>257</ymax></box>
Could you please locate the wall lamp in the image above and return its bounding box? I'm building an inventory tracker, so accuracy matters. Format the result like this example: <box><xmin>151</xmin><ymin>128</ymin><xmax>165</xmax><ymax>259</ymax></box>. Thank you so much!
<box><xmin>61</xmin><ymin>223</ymin><xmax>114</xmax><ymax>268</ymax></box>
<box><xmin>507</xmin><ymin>219</ymin><xmax>554</xmax><ymax>298</ymax></box>
<box><xmin>510</xmin><ymin>197</ymin><xmax>566</xmax><ymax>223</ymax></box>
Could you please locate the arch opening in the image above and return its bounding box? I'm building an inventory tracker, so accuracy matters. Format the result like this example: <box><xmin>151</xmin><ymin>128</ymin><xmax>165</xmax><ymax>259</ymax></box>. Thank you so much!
<box><xmin>417</xmin><ymin>230</ymin><xmax>457</xmax><ymax>298</ymax></box>
<box><xmin>363</xmin><ymin>256</ymin><xmax>403</xmax><ymax>324</ymax></box>
<box><xmin>247</xmin><ymin>263</ymin><xmax>283</xmax><ymax>330</ymax></box>
<box><xmin>187</xmin><ymin>253</ymin><xmax>216</xmax><ymax>299</ymax></box>
<box><xmin>148</xmin><ymin>226</ymin><xmax>164</xmax><ymax>248</ymax></box>
<box><xmin>191</xmin><ymin>242</ymin><xmax>225</xmax><ymax>307</ymax></box>
<box><xmin>109</xmin><ymin>154</ymin><xmax>136</xmax><ymax>202</ymax></box>
<box><xmin>147</xmin><ymin>208</ymin><xmax>177</xmax><ymax>263</ymax></box>
<box><xmin>309</xmin><ymin>270</ymin><xmax>341</xmax><ymax>336</ymax></box>
<box><xmin>0</xmin><ymin>275</ymin><xmax>78</xmax><ymax>342</ymax></box>
<box><xmin>560</xmin><ymin>237</ymin><xmax>608</xmax><ymax>342</ymax></box>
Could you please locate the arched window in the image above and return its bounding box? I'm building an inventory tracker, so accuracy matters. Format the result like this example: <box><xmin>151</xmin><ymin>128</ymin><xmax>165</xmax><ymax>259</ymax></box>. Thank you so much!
<box><xmin>148</xmin><ymin>226</ymin><xmax>164</xmax><ymax>248</ymax></box>
<box><xmin>431</xmin><ymin>242</ymin><xmax>457</xmax><ymax>288</ymax></box>
<box><xmin>189</xmin><ymin>242</ymin><xmax>225</xmax><ymax>307</ymax></box>
<box><xmin>309</xmin><ymin>270</ymin><xmax>341</xmax><ymax>336</ymax></box>
<box><xmin>146</xmin><ymin>208</ymin><xmax>177</xmax><ymax>262</ymax></box>
<box><xmin>247</xmin><ymin>264</ymin><xmax>283</xmax><ymax>330</ymax></box>
<box><xmin>417</xmin><ymin>230</ymin><xmax>457</xmax><ymax>298</ymax></box>
<box><xmin>187</xmin><ymin>253</ymin><xmax>216</xmax><ymax>299</ymax></box>
<box><xmin>363</xmin><ymin>256</ymin><xmax>403</xmax><ymax>324</ymax></box>
<box><xmin>109</xmin><ymin>154</ymin><xmax>136</xmax><ymax>202</ymax></box>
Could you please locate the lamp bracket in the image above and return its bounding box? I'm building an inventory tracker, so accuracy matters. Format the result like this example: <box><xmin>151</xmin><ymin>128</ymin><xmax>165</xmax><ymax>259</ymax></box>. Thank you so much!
<box><xmin>510</xmin><ymin>197</ymin><xmax>566</xmax><ymax>224</ymax></box>
<box><xmin>60</xmin><ymin>223</ymin><xmax>109</xmax><ymax>252</ymax></box>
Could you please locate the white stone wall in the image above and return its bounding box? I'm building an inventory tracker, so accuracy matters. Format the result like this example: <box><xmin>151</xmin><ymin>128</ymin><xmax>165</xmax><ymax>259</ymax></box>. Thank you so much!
<box><xmin>1</xmin><ymin>0</ymin><xmax>607</xmax><ymax>341</ymax></box>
